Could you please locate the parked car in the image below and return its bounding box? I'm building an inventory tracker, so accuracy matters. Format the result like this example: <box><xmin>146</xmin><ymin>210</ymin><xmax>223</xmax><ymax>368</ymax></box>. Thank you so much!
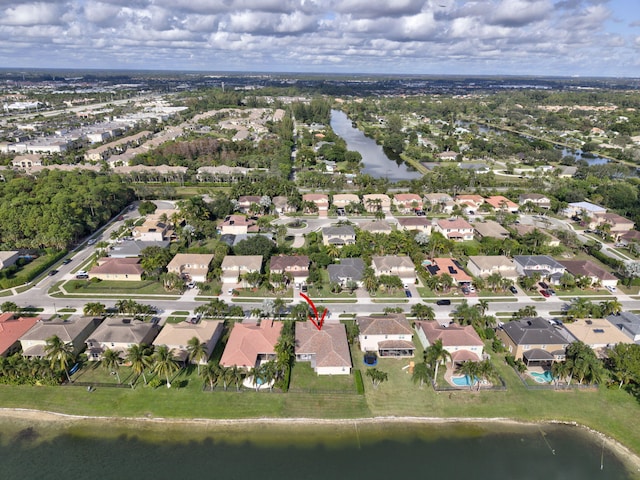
<box><xmin>75</xmin><ymin>274</ymin><xmax>89</xmax><ymax>280</ymax></box>
<box><xmin>509</xmin><ymin>285</ymin><xmax>518</xmax><ymax>294</ymax></box>
<box><xmin>540</xmin><ymin>289</ymin><xmax>550</xmax><ymax>298</ymax></box>
<box><xmin>436</xmin><ymin>299</ymin><xmax>451</xmax><ymax>306</ymax></box>
<box><xmin>606</xmin><ymin>285</ymin><xmax>617</xmax><ymax>293</ymax></box>
<box><xmin>405</xmin><ymin>289</ymin><xmax>412</xmax><ymax>298</ymax></box>
<box><xmin>539</xmin><ymin>281</ymin><xmax>549</xmax><ymax>289</ymax></box>
<box><xmin>547</xmin><ymin>288</ymin><xmax>556</xmax><ymax>296</ymax></box>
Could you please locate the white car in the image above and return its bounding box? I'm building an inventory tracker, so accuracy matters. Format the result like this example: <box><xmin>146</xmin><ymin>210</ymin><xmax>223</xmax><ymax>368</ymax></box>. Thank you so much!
<box><xmin>606</xmin><ymin>285</ymin><xmax>617</xmax><ymax>293</ymax></box>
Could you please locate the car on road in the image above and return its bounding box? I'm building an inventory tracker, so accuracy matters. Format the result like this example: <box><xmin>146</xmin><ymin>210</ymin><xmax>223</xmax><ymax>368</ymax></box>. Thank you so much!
<box><xmin>540</xmin><ymin>289</ymin><xmax>550</xmax><ymax>297</ymax></box>
<box><xmin>509</xmin><ymin>285</ymin><xmax>518</xmax><ymax>294</ymax></box>
<box><xmin>405</xmin><ymin>289</ymin><xmax>412</xmax><ymax>298</ymax></box>
<box><xmin>48</xmin><ymin>269</ymin><xmax>58</xmax><ymax>276</ymax></box>
<box><xmin>62</xmin><ymin>258</ymin><xmax>72</xmax><ymax>265</ymax></box>
<box><xmin>87</xmin><ymin>239</ymin><xmax>97</xmax><ymax>245</ymax></box>
<box><xmin>436</xmin><ymin>299</ymin><xmax>451</xmax><ymax>306</ymax></box>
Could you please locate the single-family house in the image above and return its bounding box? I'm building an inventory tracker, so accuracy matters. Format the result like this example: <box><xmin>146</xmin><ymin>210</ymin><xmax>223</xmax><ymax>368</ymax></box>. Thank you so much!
<box><xmin>0</xmin><ymin>313</ymin><xmax>41</xmax><ymax>357</ymax></box>
<box><xmin>397</xmin><ymin>217</ymin><xmax>432</xmax><ymax>234</ymax></box>
<box><xmin>362</xmin><ymin>194</ymin><xmax>391</xmax><ymax>214</ymax></box>
<box><xmin>272</xmin><ymin>196</ymin><xmax>295</xmax><ymax>214</ymax></box>
<box><xmin>85</xmin><ymin>318</ymin><xmax>160</xmax><ymax>360</ymax></box>
<box><xmin>152</xmin><ymin>320</ymin><xmax>224</xmax><ymax>363</ymax></box>
<box><xmin>219</xmin><ymin>215</ymin><xmax>259</xmax><ymax>235</ymax></box>
<box><xmin>132</xmin><ymin>211</ymin><xmax>175</xmax><ymax>242</ymax></box>
<box><xmin>454</xmin><ymin>194</ymin><xmax>484</xmax><ymax>214</ymax></box>
<box><xmin>605</xmin><ymin>312</ymin><xmax>640</xmax><ymax>343</ymax></box>
<box><xmin>332</xmin><ymin>194</ymin><xmax>361</xmax><ymax>210</ymax></box>
<box><xmin>302</xmin><ymin>193</ymin><xmax>329</xmax><ymax>216</ymax></box>
<box><xmin>497</xmin><ymin>317</ymin><xmax>573</xmax><ymax>365</ymax></box>
<box><xmin>620</xmin><ymin>230</ymin><xmax>640</xmax><ymax>246</ymax></box>
<box><xmin>322</xmin><ymin>225</ymin><xmax>356</xmax><ymax>246</ymax></box>
<box><xmin>236</xmin><ymin>195</ymin><xmax>263</xmax><ymax>213</ymax></box>
<box><xmin>295</xmin><ymin>322</ymin><xmax>352</xmax><ymax>375</ymax></box>
<box><xmin>563</xmin><ymin>318</ymin><xmax>632</xmax><ymax>356</ymax></box>
<box><xmin>109</xmin><ymin>240</ymin><xmax>170</xmax><ymax>258</ymax></box>
<box><xmin>466</xmin><ymin>255</ymin><xmax>519</xmax><ymax>281</ymax></box>
<box><xmin>560</xmin><ymin>260</ymin><xmax>618</xmax><ymax>288</ymax></box>
<box><xmin>425</xmin><ymin>258</ymin><xmax>472</xmax><ymax>285</ymax></box>
<box><xmin>519</xmin><ymin>193</ymin><xmax>551</xmax><ymax>210</ymax></box>
<box><xmin>167</xmin><ymin>253</ymin><xmax>214</xmax><ymax>283</ymax></box>
<box><xmin>20</xmin><ymin>316</ymin><xmax>103</xmax><ymax>357</ymax></box>
<box><xmin>0</xmin><ymin>251</ymin><xmax>20</xmax><ymax>270</ymax></box>
<box><xmin>593</xmin><ymin>212</ymin><xmax>634</xmax><ymax>239</ymax></box>
<box><xmin>220</xmin><ymin>320</ymin><xmax>283</xmax><ymax>369</ymax></box>
<box><xmin>562</xmin><ymin>201</ymin><xmax>606</xmax><ymax>218</ymax></box>
<box><xmin>415</xmin><ymin>321</ymin><xmax>484</xmax><ymax>363</ymax></box>
<box><xmin>513</xmin><ymin>255</ymin><xmax>566</xmax><ymax>283</ymax></box>
<box><xmin>89</xmin><ymin>257</ymin><xmax>144</xmax><ymax>281</ymax></box>
<box><xmin>437</xmin><ymin>151</ymin><xmax>459</xmax><ymax>161</ymax></box>
<box><xmin>393</xmin><ymin>193</ymin><xmax>423</xmax><ymax>213</ymax></box>
<box><xmin>358</xmin><ymin>220</ymin><xmax>393</xmax><ymax>234</ymax></box>
<box><xmin>12</xmin><ymin>154</ymin><xmax>42</xmax><ymax>169</ymax></box>
<box><xmin>473</xmin><ymin>220</ymin><xmax>510</xmax><ymax>240</ymax></box>
<box><xmin>423</xmin><ymin>193</ymin><xmax>454</xmax><ymax>214</ymax></box>
<box><xmin>485</xmin><ymin>195</ymin><xmax>519</xmax><ymax>213</ymax></box>
<box><xmin>357</xmin><ymin>314</ymin><xmax>415</xmax><ymax>357</ymax></box>
<box><xmin>269</xmin><ymin>255</ymin><xmax>310</xmax><ymax>285</ymax></box>
<box><xmin>435</xmin><ymin>218</ymin><xmax>474</xmax><ymax>242</ymax></box>
<box><xmin>371</xmin><ymin>256</ymin><xmax>416</xmax><ymax>283</ymax></box>
<box><xmin>220</xmin><ymin>255</ymin><xmax>263</xmax><ymax>284</ymax></box>
<box><xmin>328</xmin><ymin>258</ymin><xmax>366</xmax><ymax>287</ymax></box>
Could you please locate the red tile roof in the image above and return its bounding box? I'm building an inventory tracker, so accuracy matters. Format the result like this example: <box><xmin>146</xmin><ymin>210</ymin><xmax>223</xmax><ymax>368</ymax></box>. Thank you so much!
<box><xmin>0</xmin><ymin>313</ymin><xmax>40</xmax><ymax>356</ymax></box>
<box><xmin>220</xmin><ymin>320</ymin><xmax>283</xmax><ymax>369</ymax></box>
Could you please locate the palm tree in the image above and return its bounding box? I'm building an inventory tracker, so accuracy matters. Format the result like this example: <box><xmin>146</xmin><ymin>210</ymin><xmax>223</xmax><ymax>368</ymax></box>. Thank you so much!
<box><xmin>424</xmin><ymin>339</ymin><xmax>452</xmax><ymax>381</ymax></box>
<box><xmin>411</xmin><ymin>303</ymin><xmax>435</xmax><ymax>321</ymax></box>
<box><xmin>551</xmin><ymin>361</ymin><xmax>571</xmax><ymax>388</ymax></box>
<box><xmin>248</xmin><ymin>365</ymin><xmax>264</xmax><ymax>392</ymax></box>
<box><xmin>44</xmin><ymin>335</ymin><xmax>75</xmax><ymax>383</ymax></box>
<box><xmin>475</xmin><ymin>300</ymin><xmax>490</xmax><ymax>316</ymax></box>
<box><xmin>231</xmin><ymin>365</ymin><xmax>244</xmax><ymax>391</ymax></box>
<box><xmin>366</xmin><ymin>368</ymin><xmax>388</xmax><ymax>389</ymax></box>
<box><xmin>126</xmin><ymin>344</ymin><xmax>152</xmax><ymax>385</ymax></box>
<box><xmin>599</xmin><ymin>299</ymin><xmax>622</xmax><ymax>317</ymax></box>
<box><xmin>102</xmin><ymin>348</ymin><xmax>123</xmax><ymax>384</ymax></box>
<box><xmin>83</xmin><ymin>302</ymin><xmax>106</xmax><ymax>316</ymax></box>
<box><xmin>219</xmin><ymin>365</ymin><xmax>232</xmax><ymax>391</ymax></box>
<box><xmin>153</xmin><ymin>345</ymin><xmax>179</xmax><ymax>388</ymax></box>
<box><xmin>476</xmin><ymin>359</ymin><xmax>496</xmax><ymax>390</ymax></box>
<box><xmin>200</xmin><ymin>361</ymin><xmax>219</xmax><ymax>391</ymax></box>
<box><xmin>411</xmin><ymin>362</ymin><xmax>432</xmax><ymax>388</ymax></box>
<box><xmin>456</xmin><ymin>361</ymin><xmax>480</xmax><ymax>391</ymax></box>
<box><xmin>186</xmin><ymin>337</ymin><xmax>208</xmax><ymax>374</ymax></box>
<box><xmin>272</xmin><ymin>297</ymin><xmax>287</xmax><ymax>320</ymax></box>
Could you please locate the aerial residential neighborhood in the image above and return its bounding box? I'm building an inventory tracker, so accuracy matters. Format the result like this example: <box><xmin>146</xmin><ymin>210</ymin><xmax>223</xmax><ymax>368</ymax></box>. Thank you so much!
<box><xmin>1</xmin><ymin>72</ymin><xmax>640</xmax><ymax>471</ymax></box>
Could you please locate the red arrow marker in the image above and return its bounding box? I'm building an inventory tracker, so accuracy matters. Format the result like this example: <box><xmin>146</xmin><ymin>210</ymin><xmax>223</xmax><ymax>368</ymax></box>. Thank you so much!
<box><xmin>299</xmin><ymin>293</ymin><xmax>327</xmax><ymax>331</ymax></box>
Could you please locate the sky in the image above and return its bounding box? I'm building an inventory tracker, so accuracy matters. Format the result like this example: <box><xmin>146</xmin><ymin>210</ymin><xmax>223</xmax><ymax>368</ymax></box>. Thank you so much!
<box><xmin>0</xmin><ymin>0</ymin><xmax>639</xmax><ymax>77</ymax></box>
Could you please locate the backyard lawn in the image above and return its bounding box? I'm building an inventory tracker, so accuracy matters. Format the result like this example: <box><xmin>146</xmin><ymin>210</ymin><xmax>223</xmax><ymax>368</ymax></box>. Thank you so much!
<box><xmin>288</xmin><ymin>362</ymin><xmax>358</xmax><ymax>394</ymax></box>
<box><xmin>61</xmin><ymin>279</ymin><xmax>172</xmax><ymax>296</ymax></box>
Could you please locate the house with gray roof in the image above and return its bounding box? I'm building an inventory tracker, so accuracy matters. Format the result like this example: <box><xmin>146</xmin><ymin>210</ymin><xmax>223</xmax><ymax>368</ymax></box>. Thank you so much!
<box><xmin>606</xmin><ymin>312</ymin><xmax>640</xmax><ymax>343</ymax></box>
<box><xmin>109</xmin><ymin>240</ymin><xmax>170</xmax><ymax>258</ymax></box>
<box><xmin>328</xmin><ymin>258</ymin><xmax>365</xmax><ymax>287</ymax></box>
<box><xmin>322</xmin><ymin>225</ymin><xmax>356</xmax><ymax>246</ymax></box>
<box><xmin>85</xmin><ymin>318</ymin><xmax>160</xmax><ymax>360</ymax></box>
<box><xmin>295</xmin><ymin>322</ymin><xmax>352</xmax><ymax>375</ymax></box>
<box><xmin>20</xmin><ymin>316</ymin><xmax>103</xmax><ymax>357</ymax></box>
<box><xmin>513</xmin><ymin>255</ymin><xmax>565</xmax><ymax>284</ymax></box>
<box><xmin>371</xmin><ymin>255</ymin><xmax>416</xmax><ymax>282</ymax></box>
<box><xmin>497</xmin><ymin>317</ymin><xmax>573</xmax><ymax>365</ymax></box>
<box><xmin>473</xmin><ymin>220</ymin><xmax>510</xmax><ymax>240</ymax></box>
<box><xmin>269</xmin><ymin>255</ymin><xmax>309</xmax><ymax>285</ymax></box>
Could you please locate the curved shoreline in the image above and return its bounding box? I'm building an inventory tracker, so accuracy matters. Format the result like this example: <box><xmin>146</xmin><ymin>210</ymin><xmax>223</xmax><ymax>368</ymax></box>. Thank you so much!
<box><xmin>1</xmin><ymin>408</ymin><xmax>639</xmax><ymax>473</ymax></box>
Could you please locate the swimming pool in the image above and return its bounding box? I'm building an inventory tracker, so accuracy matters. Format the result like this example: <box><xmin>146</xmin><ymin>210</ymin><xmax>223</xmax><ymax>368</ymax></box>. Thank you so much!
<box><xmin>451</xmin><ymin>375</ymin><xmax>478</xmax><ymax>387</ymax></box>
<box><xmin>530</xmin><ymin>371</ymin><xmax>554</xmax><ymax>383</ymax></box>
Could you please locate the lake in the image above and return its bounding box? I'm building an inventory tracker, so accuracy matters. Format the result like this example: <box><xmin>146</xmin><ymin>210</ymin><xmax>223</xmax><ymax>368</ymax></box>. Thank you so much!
<box><xmin>1</xmin><ymin>417</ymin><xmax>633</xmax><ymax>479</ymax></box>
<box><xmin>330</xmin><ymin>109</ymin><xmax>422</xmax><ymax>181</ymax></box>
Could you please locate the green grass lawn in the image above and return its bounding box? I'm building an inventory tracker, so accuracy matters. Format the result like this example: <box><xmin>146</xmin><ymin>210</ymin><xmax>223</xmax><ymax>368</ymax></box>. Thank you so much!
<box><xmin>63</xmin><ymin>279</ymin><xmax>169</xmax><ymax>295</ymax></box>
<box><xmin>289</xmin><ymin>362</ymin><xmax>357</xmax><ymax>393</ymax></box>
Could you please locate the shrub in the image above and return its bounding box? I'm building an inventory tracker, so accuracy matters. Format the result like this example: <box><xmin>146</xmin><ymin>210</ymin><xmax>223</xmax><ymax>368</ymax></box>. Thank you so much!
<box><xmin>147</xmin><ymin>378</ymin><xmax>162</xmax><ymax>389</ymax></box>
<box><xmin>354</xmin><ymin>370</ymin><xmax>365</xmax><ymax>395</ymax></box>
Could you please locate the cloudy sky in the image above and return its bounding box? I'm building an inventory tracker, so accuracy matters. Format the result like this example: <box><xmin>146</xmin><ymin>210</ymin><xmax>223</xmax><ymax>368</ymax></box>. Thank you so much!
<box><xmin>0</xmin><ymin>0</ymin><xmax>638</xmax><ymax>76</ymax></box>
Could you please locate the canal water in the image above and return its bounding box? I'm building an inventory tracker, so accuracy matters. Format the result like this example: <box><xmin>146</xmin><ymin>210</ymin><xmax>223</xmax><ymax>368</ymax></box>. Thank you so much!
<box><xmin>0</xmin><ymin>418</ymin><xmax>633</xmax><ymax>479</ymax></box>
<box><xmin>330</xmin><ymin>109</ymin><xmax>422</xmax><ymax>181</ymax></box>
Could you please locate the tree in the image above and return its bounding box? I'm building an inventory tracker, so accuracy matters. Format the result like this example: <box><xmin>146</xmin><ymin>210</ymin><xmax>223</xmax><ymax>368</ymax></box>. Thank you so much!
<box><xmin>456</xmin><ymin>361</ymin><xmax>480</xmax><ymax>391</ymax></box>
<box><xmin>424</xmin><ymin>339</ymin><xmax>451</xmax><ymax>381</ymax></box>
<box><xmin>153</xmin><ymin>345</ymin><xmax>179</xmax><ymax>388</ymax></box>
<box><xmin>102</xmin><ymin>348</ymin><xmax>123</xmax><ymax>384</ymax></box>
<box><xmin>44</xmin><ymin>335</ymin><xmax>75</xmax><ymax>383</ymax></box>
<box><xmin>411</xmin><ymin>303</ymin><xmax>435</xmax><ymax>321</ymax></box>
<box><xmin>138</xmin><ymin>200</ymin><xmax>157</xmax><ymax>215</ymax></box>
<box><xmin>476</xmin><ymin>300</ymin><xmax>489</xmax><ymax>316</ymax></box>
<box><xmin>126</xmin><ymin>344</ymin><xmax>152</xmax><ymax>385</ymax></box>
<box><xmin>83</xmin><ymin>302</ymin><xmax>106</xmax><ymax>316</ymax></box>
<box><xmin>230</xmin><ymin>365</ymin><xmax>245</xmax><ymax>391</ymax></box>
<box><xmin>605</xmin><ymin>343</ymin><xmax>640</xmax><ymax>389</ymax></box>
<box><xmin>272</xmin><ymin>297</ymin><xmax>287</xmax><ymax>321</ymax></box>
<box><xmin>362</xmin><ymin>267</ymin><xmax>379</xmax><ymax>294</ymax></box>
<box><xmin>0</xmin><ymin>301</ymin><xmax>19</xmax><ymax>313</ymax></box>
<box><xmin>200</xmin><ymin>361</ymin><xmax>219</xmax><ymax>391</ymax></box>
<box><xmin>187</xmin><ymin>337</ymin><xmax>208</xmax><ymax>374</ymax></box>
<box><xmin>365</xmin><ymin>368</ymin><xmax>388</xmax><ymax>389</ymax></box>
<box><xmin>411</xmin><ymin>362</ymin><xmax>432</xmax><ymax>387</ymax></box>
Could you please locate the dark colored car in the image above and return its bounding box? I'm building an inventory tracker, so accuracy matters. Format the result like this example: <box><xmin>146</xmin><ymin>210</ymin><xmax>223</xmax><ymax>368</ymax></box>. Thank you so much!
<box><xmin>436</xmin><ymin>299</ymin><xmax>451</xmax><ymax>306</ymax></box>
<box><xmin>509</xmin><ymin>285</ymin><xmax>518</xmax><ymax>294</ymax></box>
<box><xmin>540</xmin><ymin>289</ymin><xmax>550</xmax><ymax>298</ymax></box>
<box><xmin>48</xmin><ymin>269</ymin><xmax>58</xmax><ymax>276</ymax></box>
<box><xmin>405</xmin><ymin>289</ymin><xmax>412</xmax><ymax>298</ymax></box>
<box><xmin>62</xmin><ymin>258</ymin><xmax>72</xmax><ymax>265</ymax></box>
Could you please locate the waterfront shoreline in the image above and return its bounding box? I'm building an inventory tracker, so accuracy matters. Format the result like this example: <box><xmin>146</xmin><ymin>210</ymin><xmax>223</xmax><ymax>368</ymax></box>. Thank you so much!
<box><xmin>2</xmin><ymin>408</ymin><xmax>638</xmax><ymax>474</ymax></box>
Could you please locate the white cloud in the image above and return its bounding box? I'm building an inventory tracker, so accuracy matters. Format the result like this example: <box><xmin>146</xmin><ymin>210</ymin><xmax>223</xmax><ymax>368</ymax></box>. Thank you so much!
<box><xmin>2</xmin><ymin>2</ymin><xmax>63</xmax><ymax>26</ymax></box>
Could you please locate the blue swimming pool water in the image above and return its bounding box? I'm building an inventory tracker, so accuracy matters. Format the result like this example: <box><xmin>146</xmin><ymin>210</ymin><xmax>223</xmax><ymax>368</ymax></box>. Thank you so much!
<box><xmin>530</xmin><ymin>371</ymin><xmax>553</xmax><ymax>383</ymax></box>
<box><xmin>451</xmin><ymin>375</ymin><xmax>478</xmax><ymax>387</ymax></box>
